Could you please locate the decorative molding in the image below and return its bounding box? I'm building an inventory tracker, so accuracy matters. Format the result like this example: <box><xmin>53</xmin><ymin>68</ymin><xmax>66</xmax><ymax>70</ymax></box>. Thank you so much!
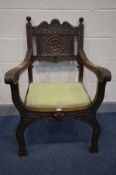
<box><xmin>0</xmin><ymin>103</ymin><xmax>116</xmax><ymax>116</ymax></box>
<box><xmin>32</xmin><ymin>19</ymin><xmax>78</xmax><ymax>35</ymax></box>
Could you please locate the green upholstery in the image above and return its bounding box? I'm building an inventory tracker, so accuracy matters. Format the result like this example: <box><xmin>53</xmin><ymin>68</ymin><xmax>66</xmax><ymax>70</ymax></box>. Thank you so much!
<box><xmin>25</xmin><ymin>82</ymin><xmax>91</xmax><ymax>109</ymax></box>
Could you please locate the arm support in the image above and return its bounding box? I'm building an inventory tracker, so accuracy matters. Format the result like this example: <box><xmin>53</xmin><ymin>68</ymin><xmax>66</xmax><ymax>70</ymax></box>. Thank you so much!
<box><xmin>5</xmin><ymin>49</ymin><xmax>33</xmax><ymax>85</ymax></box>
<box><xmin>79</xmin><ymin>49</ymin><xmax>111</xmax><ymax>82</ymax></box>
<box><xmin>79</xmin><ymin>49</ymin><xmax>112</xmax><ymax>111</ymax></box>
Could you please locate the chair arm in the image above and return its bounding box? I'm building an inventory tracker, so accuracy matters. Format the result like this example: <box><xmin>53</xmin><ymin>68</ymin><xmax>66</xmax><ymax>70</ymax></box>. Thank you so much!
<box><xmin>79</xmin><ymin>49</ymin><xmax>111</xmax><ymax>83</ymax></box>
<box><xmin>5</xmin><ymin>49</ymin><xmax>33</xmax><ymax>85</ymax></box>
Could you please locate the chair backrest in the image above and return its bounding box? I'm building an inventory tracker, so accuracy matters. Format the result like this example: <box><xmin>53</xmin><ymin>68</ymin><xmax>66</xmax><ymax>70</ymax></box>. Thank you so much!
<box><xmin>26</xmin><ymin>16</ymin><xmax>84</xmax><ymax>63</ymax></box>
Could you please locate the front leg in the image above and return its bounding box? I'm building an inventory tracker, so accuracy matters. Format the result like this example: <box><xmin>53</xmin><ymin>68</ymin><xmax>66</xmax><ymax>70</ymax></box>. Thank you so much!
<box><xmin>89</xmin><ymin>116</ymin><xmax>100</xmax><ymax>153</ymax></box>
<box><xmin>16</xmin><ymin>117</ymin><xmax>32</xmax><ymax>156</ymax></box>
<box><xmin>16</xmin><ymin>119</ymin><xmax>27</xmax><ymax>156</ymax></box>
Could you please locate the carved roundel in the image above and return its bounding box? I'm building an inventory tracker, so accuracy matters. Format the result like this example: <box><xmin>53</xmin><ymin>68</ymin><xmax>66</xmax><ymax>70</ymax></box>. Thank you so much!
<box><xmin>47</xmin><ymin>35</ymin><xmax>65</xmax><ymax>55</ymax></box>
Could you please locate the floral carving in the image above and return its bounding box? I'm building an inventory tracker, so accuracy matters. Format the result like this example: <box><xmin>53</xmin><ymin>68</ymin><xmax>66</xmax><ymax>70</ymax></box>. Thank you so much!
<box><xmin>47</xmin><ymin>35</ymin><xmax>65</xmax><ymax>55</ymax></box>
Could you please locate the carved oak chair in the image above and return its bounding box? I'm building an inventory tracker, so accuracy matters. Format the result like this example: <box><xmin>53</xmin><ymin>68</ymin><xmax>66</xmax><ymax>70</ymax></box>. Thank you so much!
<box><xmin>5</xmin><ymin>16</ymin><xmax>111</xmax><ymax>156</ymax></box>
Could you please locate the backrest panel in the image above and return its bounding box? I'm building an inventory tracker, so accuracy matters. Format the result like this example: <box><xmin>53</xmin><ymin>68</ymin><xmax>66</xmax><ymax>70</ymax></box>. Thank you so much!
<box><xmin>26</xmin><ymin>17</ymin><xmax>84</xmax><ymax>63</ymax></box>
<box><xmin>36</xmin><ymin>34</ymin><xmax>74</xmax><ymax>56</ymax></box>
<box><xmin>31</xmin><ymin>19</ymin><xmax>79</xmax><ymax>62</ymax></box>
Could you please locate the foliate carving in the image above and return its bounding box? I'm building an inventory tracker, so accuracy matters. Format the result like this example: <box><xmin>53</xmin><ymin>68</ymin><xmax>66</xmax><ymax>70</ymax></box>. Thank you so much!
<box><xmin>21</xmin><ymin>110</ymin><xmax>94</xmax><ymax>121</ymax></box>
<box><xmin>32</xmin><ymin>19</ymin><xmax>78</xmax><ymax>35</ymax></box>
<box><xmin>47</xmin><ymin>35</ymin><xmax>65</xmax><ymax>55</ymax></box>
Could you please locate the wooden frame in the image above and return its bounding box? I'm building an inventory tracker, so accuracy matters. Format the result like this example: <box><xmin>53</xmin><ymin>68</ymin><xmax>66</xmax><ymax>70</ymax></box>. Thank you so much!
<box><xmin>5</xmin><ymin>16</ymin><xmax>111</xmax><ymax>156</ymax></box>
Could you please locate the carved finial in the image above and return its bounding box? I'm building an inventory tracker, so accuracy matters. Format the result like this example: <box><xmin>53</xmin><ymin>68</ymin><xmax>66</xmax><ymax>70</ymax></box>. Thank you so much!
<box><xmin>79</xmin><ymin>17</ymin><xmax>84</xmax><ymax>24</ymax></box>
<box><xmin>26</xmin><ymin>16</ymin><xmax>31</xmax><ymax>23</ymax></box>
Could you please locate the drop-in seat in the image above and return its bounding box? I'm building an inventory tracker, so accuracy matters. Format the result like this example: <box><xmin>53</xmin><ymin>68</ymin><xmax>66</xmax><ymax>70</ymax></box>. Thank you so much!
<box><xmin>25</xmin><ymin>82</ymin><xmax>91</xmax><ymax>109</ymax></box>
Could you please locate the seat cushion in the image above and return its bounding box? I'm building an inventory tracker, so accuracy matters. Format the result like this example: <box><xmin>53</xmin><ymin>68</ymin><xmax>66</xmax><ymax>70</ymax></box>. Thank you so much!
<box><xmin>25</xmin><ymin>82</ymin><xmax>91</xmax><ymax>109</ymax></box>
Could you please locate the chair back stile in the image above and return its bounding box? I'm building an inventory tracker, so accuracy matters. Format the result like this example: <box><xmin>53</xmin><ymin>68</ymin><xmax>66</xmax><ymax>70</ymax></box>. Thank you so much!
<box><xmin>26</xmin><ymin>16</ymin><xmax>33</xmax><ymax>83</ymax></box>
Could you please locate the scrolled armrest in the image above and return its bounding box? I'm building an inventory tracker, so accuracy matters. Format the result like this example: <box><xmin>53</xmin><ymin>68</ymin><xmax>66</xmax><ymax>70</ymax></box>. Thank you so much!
<box><xmin>96</xmin><ymin>66</ymin><xmax>111</xmax><ymax>82</ymax></box>
<box><xmin>5</xmin><ymin>49</ymin><xmax>32</xmax><ymax>84</ymax></box>
<box><xmin>79</xmin><ymin>49</ymin><xmax>111</xmax><ymax>82</ymax></box>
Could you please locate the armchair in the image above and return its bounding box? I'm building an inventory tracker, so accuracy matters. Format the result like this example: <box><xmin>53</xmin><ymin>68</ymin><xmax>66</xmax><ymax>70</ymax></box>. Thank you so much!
<box><xmin>5</xmin><ymin>16</ymin><xmax>111</xmax><ymax>156</ymax></box>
